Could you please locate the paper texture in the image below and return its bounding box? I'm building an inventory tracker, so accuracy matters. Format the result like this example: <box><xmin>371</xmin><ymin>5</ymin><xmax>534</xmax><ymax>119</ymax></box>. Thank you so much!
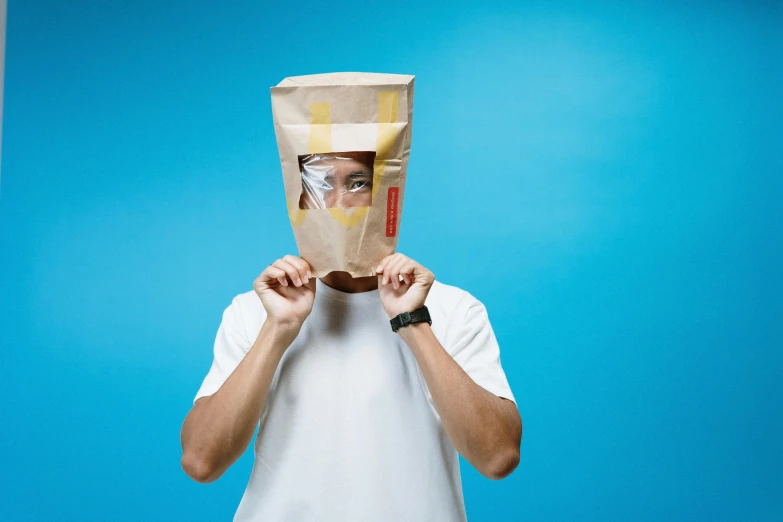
<box><xmin>271</xmin><ymin>72</ymin><xmax>415</xmax><ymax>277</ymax></box>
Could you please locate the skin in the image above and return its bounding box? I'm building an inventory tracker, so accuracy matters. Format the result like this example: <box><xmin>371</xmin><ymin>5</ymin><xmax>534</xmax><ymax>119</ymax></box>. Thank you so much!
<box><xmin>299</xmin><ymin>153</ymin><xmax>374</xmax><ymax>209</ymax></box>
<box><xmin>180</xmin><ymin>254</ymin><xmax>522</xmax><ymax>483</ymax></box>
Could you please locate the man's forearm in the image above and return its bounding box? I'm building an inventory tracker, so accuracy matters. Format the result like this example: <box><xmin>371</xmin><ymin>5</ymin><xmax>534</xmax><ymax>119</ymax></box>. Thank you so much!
<box><xmin>398</xmin><ymin>323</ymin><xmax>521</xmax><ymax>479</ymax></box>
<box><xmin>180</xmin><ymin>320</ymin><xmax>299</xmax><ymax>483</ymax></box>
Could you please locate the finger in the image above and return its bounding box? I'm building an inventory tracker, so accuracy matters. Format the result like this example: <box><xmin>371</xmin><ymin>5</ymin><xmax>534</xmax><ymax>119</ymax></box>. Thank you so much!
<box><xmin>268</xmin><ymin>266</ymin><xmax>289</xmax><ymax>287</ymax></box>
<box><xmin>272</xmin><ymin>259</ymin><xmax>303</xmax><ymax>287</ymax></box>
<box><xmin>276</xmin><ymin>259</ymin><xmax>304</xmax><ymax>287</ymax></box>
<box><xmin>383</xmin><ymin>254</ymin><xmax>407</xmax><ymax>285</ymax></box>
<box><xmin>401</xmin><ymin>260</ymin><xmax>433</xmax><ymax>285</ymax></box>
<box><xmin>399</xmin><ymin>261</ymin><xmax>418</xmax><ymax>282</ymax></box>
<box><xmin>376</xmin><ymin>254</ymin><xmax>396</xmax><ymax>275</ymax></box>
<box><xmin>259</xmin><ymin>265</ymin><xmax>288</xmax><ymax>286</ymax></box>
<box><xmin>283</xmin><ymin>254</ymin><xmax>312</xmax><ymax>283</ymax></box>
<box><xmin>397</xmin><ymin>259</ymin><xmax>418</xmax><ymax>285</ymax></box>
<box><xmin>392</xmin><ymin>258</ymin><xmax>413</xmax><ymax>287</ymax></box>
<box><xmin>283</xmin><ymin>254</ymin><xmax>311</xmax><ymax>282</ymax></box>
<box><xmin>385</xmin><ymin>255</ymin><xmax>408</xmax><ymax>289</ymax></box>
<box><xmin>391</xmin><ymin>254</ymin><xmax>410</xmax><ymax>288</ymax></box>
<box><xmin>380</xmin><ymin>255</ymin><xmax>395</xmax><ymax>285</ymax></box>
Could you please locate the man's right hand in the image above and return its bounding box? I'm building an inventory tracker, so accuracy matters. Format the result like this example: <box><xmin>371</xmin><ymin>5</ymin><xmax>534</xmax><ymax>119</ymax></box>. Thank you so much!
<box><xmin>253</xmin><ymin>255</ymin><xmax>316</xmax><ymax>328</ymax></box>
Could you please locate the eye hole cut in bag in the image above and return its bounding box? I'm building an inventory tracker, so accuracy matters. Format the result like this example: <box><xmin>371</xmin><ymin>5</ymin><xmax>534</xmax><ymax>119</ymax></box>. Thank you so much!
<box><xmin>271</xmin><ymin>73</ymin><xmax>415</xmax><ymax>277</ymax></box>
<box><xmin>298</xmin><ymin>151</ymin><xmax>377</xmax><ymax>209</ymax></box>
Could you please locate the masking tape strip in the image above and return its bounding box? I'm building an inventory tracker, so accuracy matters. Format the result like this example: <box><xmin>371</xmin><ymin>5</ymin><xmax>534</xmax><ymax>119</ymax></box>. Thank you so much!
<box><xmin>371</xmin><ymin>91</ymin><xmax>398</xmax><ymax>202</ymax></box>
<box><xmin>308</xmin><ymin>102</ymin><xmax>332</xmax><ymax>152</ymax></box>
<box><xmin>376</xmin><ymin>91</ymin><xmax>398</xmax><ymax>160</ymax></box>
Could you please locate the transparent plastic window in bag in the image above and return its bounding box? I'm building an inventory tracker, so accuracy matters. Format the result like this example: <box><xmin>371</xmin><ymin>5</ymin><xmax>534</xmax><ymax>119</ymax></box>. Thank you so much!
<box><xmin>298</xmin><ymin>151</ymin><xmax>376</xmax><ymax>209</ymax></box>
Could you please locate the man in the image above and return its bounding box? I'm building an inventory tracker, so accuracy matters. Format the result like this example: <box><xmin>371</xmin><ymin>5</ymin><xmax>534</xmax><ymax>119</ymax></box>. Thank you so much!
<box><xmin>180</xmin><ymin>129</ymin><xmax>522</xmax><ymax>518</ymax></box>
<box><xmin>180</xmin><ymin>250</ymin><xmax>522</xmax><ymax>520</ymax></box>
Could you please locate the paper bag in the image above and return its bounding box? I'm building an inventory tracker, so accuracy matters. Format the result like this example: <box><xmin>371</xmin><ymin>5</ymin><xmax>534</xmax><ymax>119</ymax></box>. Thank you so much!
<box><xmin>271</xmin><ymin>72</ymin><xmax>415</xmax><ymax>277</ymax></box>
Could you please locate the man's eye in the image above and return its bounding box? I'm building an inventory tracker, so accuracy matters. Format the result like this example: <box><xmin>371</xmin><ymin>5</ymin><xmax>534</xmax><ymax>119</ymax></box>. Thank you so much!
<box><xmin>348</xmin><ymin>180</ymin><xmax>371</xmax><ymax>192</ymax></box>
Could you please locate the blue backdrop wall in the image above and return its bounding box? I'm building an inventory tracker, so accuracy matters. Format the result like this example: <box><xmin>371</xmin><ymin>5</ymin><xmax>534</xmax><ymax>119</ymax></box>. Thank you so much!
<box><xmin>1</xmin><ymin>1</ymin><xmax>780</xmax><ymax>520</ymax></box>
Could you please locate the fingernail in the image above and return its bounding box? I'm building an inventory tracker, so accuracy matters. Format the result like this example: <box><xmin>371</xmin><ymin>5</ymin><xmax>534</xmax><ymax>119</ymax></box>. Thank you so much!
<box><xmin>307</xmin><ymin>271</ymin><xmax>312</xmax><ymax>279</ymax></box>
<box><xmin>376</xmin><ymin>265</ymin><xmax>383</xmax><ymax>272</ymax></box>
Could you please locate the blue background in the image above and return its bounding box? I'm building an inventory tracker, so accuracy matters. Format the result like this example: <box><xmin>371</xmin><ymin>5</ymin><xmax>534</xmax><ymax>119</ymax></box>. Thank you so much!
<box><xmin>1</xmin><ymin>0</ymin><xmax>780</xmax><ymax>520</ymax></box>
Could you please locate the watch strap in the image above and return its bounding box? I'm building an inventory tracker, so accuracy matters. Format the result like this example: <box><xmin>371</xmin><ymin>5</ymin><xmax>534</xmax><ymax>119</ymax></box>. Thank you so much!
<box><xmin>390</xmin><ymin>305</ymin><xmax>432</xmax><ymax>332</ymax></box>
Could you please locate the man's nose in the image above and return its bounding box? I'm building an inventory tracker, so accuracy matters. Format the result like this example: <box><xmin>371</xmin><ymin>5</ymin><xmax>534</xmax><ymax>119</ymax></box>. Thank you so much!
<box><xmin>323</xmin><ymin>189</ymin><xmax>339</xmax><ymax>208</ymax></box>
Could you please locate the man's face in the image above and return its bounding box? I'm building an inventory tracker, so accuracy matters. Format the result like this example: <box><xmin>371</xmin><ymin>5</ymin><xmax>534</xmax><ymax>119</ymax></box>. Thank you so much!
<box><xmin>298</xmin><ymin>152</ymin><xmax>375</xmax><ymax>209</ymax></box>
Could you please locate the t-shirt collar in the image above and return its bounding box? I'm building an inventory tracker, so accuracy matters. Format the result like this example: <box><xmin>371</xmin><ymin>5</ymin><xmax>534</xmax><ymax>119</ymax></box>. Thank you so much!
<box><xmin>316</xmin><ymin>277</ymin><xmax>380</xmax><ymax>304</ymax></box>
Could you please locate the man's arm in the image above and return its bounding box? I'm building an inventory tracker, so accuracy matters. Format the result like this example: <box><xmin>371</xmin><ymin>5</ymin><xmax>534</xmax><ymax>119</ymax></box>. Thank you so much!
<box><xmin>377</xmin><ymin>253</ymin><xmax>522</xmax><ymax>480</ymax></box>
<box><xmin>398</xmin><ymin>323</ymin><xmax>521</xmax><ymax>479</ymax></box>
<box><xmin>180</xmin><ymin>320</ymin><xmax>298</xmax><ymax>483</ymax></box>
<box><xmin>180</xmin><ymin>255</ymin><xmax>314</xmax><ymax>483</ymax></box>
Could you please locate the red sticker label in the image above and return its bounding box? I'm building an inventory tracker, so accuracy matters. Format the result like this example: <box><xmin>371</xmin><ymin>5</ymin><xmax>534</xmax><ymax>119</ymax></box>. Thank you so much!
<box><xmin>386</xmin><ymin>187</ymin><xmax>399</xmax><ymax>237</ymax></box>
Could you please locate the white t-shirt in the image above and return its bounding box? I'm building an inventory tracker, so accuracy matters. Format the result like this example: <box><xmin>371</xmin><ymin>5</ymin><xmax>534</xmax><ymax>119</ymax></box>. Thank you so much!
<box><xmin>195</xmin><ymin>278</ymin><xmax>515</xmax><ymax>522</ymax></box>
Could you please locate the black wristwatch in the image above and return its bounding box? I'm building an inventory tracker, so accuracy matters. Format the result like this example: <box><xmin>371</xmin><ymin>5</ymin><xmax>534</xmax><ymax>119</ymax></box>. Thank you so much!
<box><xmin>390</xmin><ymin>306</ymin><xmax>432</xmax><ymax>332</ymax></box>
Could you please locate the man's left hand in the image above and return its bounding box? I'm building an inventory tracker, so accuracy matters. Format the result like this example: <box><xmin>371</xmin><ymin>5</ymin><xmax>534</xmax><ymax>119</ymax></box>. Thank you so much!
<box><xmin>376</xmin><ymin>253</ymin><xmax>435</xmax><ymax>319</ymax></box>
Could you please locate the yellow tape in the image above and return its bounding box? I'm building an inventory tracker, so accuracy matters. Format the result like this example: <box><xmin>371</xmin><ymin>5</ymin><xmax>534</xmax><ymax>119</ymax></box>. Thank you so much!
<box><xmin>310</xmin><ymin>102</ymin><xmax>331</xmax><ymax>124</ymax></box>
<box><xmin>376</xmin><ymin>91</ymin><xmax>398</xmax><ymax>160</ymax></box>
<box><xmin>371</xmin><ymin>91</ymin><xmax>398</xmax><ymax>202</ymax></box>
<box><xmin>378</xmin><ymin>91</ymin><xmax>399</xmax><ymax>125</ymax></box>
<box><xmin>289</xmin><ymin>102</ymin><xmax>333</xmax><ymax>226</ymax></box>
<box><xmin>308</xmin><ymin>102</ymin><xmax>332</xmax><ymax>152</ymax></box>
<box><xmin>292</xmin><ymin>93</ymin><xmax>399</xmax><ymax>228</ymax></box>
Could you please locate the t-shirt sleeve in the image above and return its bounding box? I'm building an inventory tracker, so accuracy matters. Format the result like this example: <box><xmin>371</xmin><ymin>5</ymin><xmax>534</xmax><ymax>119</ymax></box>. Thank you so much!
<box><xmin>446</xmin><ymin>295</ymin><xmax>516</xmax><ymax>404</ymax></box>
<box><xmin>193</xmin><ymin>297</ymin><xmax>252</xmax><ymax>404</ymax></box>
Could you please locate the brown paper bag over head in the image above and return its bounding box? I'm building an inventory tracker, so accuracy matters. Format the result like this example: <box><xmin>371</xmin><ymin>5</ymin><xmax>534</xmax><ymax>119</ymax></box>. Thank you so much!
<box><xmin>271</xmin><ymin>72</ymin><xmax>415</xmax><ymax>277</ymax></box>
